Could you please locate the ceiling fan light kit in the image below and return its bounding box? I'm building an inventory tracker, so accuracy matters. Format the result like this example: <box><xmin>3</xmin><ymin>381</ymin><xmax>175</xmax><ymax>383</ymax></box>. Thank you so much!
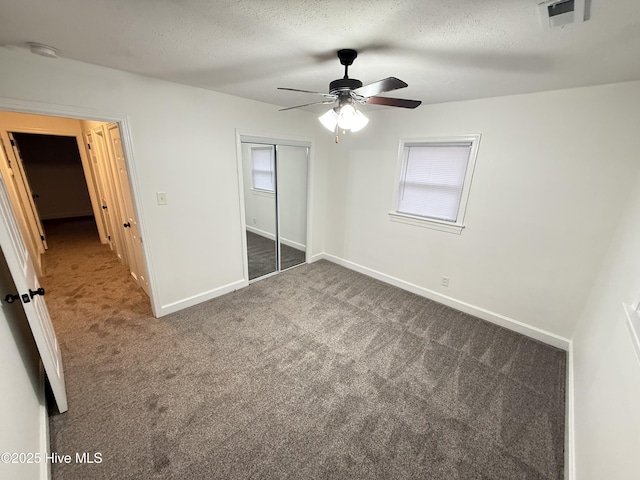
<box><xmin>278</xmin><ymin>49</ymin><xmax>421</xmax><ymax>143</ymax></box>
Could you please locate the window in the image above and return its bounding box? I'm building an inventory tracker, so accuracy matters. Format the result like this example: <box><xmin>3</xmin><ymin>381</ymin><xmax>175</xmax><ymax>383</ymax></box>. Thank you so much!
<box><xmin>390</xmin><ymin>135</ymin><xmax>480</xmax><ymax>234</ymax></box>
<box><xmin>251</xmin><ymin>147</ymin><xmax>275</xmax><ymax>192</ymax></box>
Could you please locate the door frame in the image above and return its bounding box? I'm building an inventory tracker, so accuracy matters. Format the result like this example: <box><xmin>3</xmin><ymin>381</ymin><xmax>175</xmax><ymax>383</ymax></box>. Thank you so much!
<box><xmin>235</xmin><ymin>129</ymin><xmax>314</xmax><ymax>284</ymax></box>
<box><xmin>0</xmin><ymin>96</ymin><xmax>159</xmax><ymax>317</ymax></box>
<box><xmin>2</xmin><ymin>127</ymin><xmax>104</xmax><ymax>243</ymax></box>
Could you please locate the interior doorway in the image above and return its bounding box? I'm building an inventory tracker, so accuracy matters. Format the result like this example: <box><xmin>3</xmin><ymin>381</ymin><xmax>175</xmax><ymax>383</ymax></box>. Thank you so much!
<box><xmin>11</xmin><ymin>133</ymin><xmax>94</xmax><ymax>223</ymax></box>
<box><xmin>0</xmin><ymin>109</ymin><xmax>153</xmax><ymax>311</ymax></box>
<box><xmin>238</xmin><ymin>136</ymin><xmax>310</xmax><ymax>281</ymax></box>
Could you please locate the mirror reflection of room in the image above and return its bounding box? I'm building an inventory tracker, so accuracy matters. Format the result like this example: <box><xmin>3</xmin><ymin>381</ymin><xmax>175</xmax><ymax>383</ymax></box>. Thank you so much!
<box><xmin>241</xmin><ymin>142</ymin><xmax>308</xmax><ymax>281</ymax></box>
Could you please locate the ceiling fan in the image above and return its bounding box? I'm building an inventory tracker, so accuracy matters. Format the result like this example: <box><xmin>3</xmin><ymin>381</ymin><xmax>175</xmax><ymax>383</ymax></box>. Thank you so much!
<box><xmin>278</xmin><ymin>49</ymin><xmax>421</xmax><ymax>139</ymax></box>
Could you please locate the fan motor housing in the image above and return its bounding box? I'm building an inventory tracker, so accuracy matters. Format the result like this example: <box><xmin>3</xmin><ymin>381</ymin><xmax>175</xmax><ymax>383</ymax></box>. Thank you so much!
<box><xmin>329</xmin><ymin>78</ymin><xmax>363</xmax><ymax>93</ymax></box>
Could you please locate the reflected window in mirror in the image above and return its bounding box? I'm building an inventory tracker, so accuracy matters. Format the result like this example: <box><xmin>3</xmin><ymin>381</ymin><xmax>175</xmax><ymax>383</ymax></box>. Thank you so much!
<box><xmin>251</xmin><ymin>147</ymin><xmax>275</xmax><ymax>192</ymax></box>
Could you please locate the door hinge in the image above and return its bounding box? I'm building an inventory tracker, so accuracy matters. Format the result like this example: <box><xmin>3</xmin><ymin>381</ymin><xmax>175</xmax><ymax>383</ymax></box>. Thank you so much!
<box><xmin>108</xmin><ymin>235</ymin><xmax>111</xmax><ymax>240</ymax></box>
<box><xmin>87</xmin><ymin>144</ymin><xmax>91</xmax><ymax>149</ymax></box>
<box><xmin>4</xmin><ymin>293</ymin><xmax>19</xmax><ymax>303</ymax></box>
<box><xmin>29</xmin><ymin>287</ymin><xmax>45</xmax><ymax>298</ymax></box>
<box><xmin>10</xmin><ymin>139</ymin><xmax>15</xmax><ymax>147</ymax></box>
<box><xmin>40</xmin><ymin>235</ymin><xmax>45</xmax><ymax>241</ymax></box>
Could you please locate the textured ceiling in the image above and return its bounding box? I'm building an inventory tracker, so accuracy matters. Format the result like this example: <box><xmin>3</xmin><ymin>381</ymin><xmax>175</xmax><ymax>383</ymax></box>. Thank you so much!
<box><xmin>1</xmin><ymin>0</ymin><xmax>639</xmax><ymax>111</ymax></box>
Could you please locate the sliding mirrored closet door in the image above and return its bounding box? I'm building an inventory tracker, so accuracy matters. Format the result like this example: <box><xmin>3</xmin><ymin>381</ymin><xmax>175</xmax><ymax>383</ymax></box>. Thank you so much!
<box><xmin>241</xmin><ymin>142</ymin><xmax>308</xmax><ymax>281</ymax></box>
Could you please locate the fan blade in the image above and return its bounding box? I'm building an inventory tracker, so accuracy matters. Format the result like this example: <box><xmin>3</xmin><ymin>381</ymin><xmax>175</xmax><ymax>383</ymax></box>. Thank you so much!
<box><xmin>279</xmin><ymin>100</ymin><xmax>336</xmax><ymax>111</ymax></box>
<box><xmin>353</xmin><ymin>77</ymin><xmax>408</xmax><ymax>97</ymax></box>
<box><xmin>366</xmin><ymin>96</ymin><xmax>422</xmax><ymax>109</ymax></box>
<box><xmin>278</xmin><ymin>87</ymin><xmax>336</xmax><ymax>98</ymax></box>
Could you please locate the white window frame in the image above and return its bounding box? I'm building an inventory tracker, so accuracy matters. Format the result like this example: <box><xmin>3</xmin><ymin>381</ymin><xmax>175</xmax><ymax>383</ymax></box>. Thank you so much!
<box><xmin>250</xmin><ymin>146</ymin><xmax>275</xmax><ymax>194</ymax></box>
<box><xmin>389</xmin><ymin>135</ymin><xmax>481</xmax><ymax>234</ymax></box>
<box><xmin>624</xmin><ymin>293</ymin><xmax>640</xmax><ymax>367</ymax></box>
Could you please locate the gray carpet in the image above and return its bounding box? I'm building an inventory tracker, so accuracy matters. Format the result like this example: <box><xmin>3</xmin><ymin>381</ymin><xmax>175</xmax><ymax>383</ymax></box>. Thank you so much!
<box><xmin>44</xmin><ymin>218</ymin><xmax>565</xmax><ymax>480</ymax></box>
<box><xmin>246</xmin><ymin>230</ymin><xmax>306</xmax><ymax>279</ymax></box>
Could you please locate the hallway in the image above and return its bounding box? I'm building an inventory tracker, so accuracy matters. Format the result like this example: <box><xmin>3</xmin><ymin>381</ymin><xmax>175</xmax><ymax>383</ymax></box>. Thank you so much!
<box><xmin>41</xmin><ymin>217</ymin><xmax>150</xmax><ymax>338</ymax></box>
<box><xmin>41</xmin><ymin>217</ymin><xmax>153</xmax><ymax>477</ymax></box>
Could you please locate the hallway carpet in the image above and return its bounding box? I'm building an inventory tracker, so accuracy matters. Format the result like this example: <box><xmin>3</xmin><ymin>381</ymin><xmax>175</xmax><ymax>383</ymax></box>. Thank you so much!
<box><xmin>44</xmin><ymin>218</ymin><xmax>565</xmax><ymax>480</ymax></box>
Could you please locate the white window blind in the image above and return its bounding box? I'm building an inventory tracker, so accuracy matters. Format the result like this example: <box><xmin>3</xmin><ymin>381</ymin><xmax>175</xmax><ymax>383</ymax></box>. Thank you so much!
<box><xmin>398</xmin><ymin>143</ymin><xmax>472</xmax><ymax>222</ymax></box>
<box><xmin>251</xmin><ymin>148</ymin><xmax>274</xmax><ymax>192</ymax></box>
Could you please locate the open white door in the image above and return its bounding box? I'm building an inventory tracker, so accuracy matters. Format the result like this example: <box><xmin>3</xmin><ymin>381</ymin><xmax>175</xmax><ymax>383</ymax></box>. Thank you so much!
<box><xmin>83</xmin><ymin>132</ymin><xmax>112</xmax><ymax>248</ymax></box>
<box><xmin>0</xmin><ymin>169</ymin><xmax>67</xmax><ymax>413</ymax></box>
<box><xmin>86</xmin><ymin>130</ymin><xmax>121</xmax><ymax>257</ymax></box>
<box><xmin>5</xmin><ymin>132</ymin><xmax>48</xmax><ymax>251</ymax></box>
<box><xmin>107</xmin><ymin>124</ymin><xmax>149</xmax><ymax>296</ymax></box>
<box><xmin>93</xmin><ymin>127</ymin><xmax>129</xmax><ymax>265</ymax></box>
<box><xmin>0</xmin><ymin>136</ymin><xmax>43</xmax><ymax>276</ymax></box>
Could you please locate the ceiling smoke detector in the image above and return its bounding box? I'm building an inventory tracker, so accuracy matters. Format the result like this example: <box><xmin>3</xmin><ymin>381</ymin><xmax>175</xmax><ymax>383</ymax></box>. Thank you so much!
<box><xmin>27</xmin><ymin>42</ymin><xmax>59</xmax><ymax>58</ymax></box>
<box><xmin>538</xmin><ymin>0</ymin><xmax>586</xmax><ymax>29</ymax></box>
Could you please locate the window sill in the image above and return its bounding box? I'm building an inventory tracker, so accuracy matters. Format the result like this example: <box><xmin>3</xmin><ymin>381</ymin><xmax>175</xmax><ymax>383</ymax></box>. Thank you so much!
<box><xmin>250</xmin><ymin>188</ymin><xmax>275</xmax><ymax>198</ymax></box>
<box><xmin>624</xmin><ymin>302</ymin><xmax>640</xmax><ymax>366</ymax></box>
<box><xmin>388</xmin><ymin>212</ymin><xmax>464</xmax><ymax>234</ymax></box>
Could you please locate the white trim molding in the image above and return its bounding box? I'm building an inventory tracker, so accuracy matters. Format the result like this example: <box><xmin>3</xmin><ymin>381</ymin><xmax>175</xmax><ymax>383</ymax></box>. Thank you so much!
<box><xmin>389</xmin><ymin>211</ymin><xmax>465</xmax><ymax>234</ymax></box>
<box><xmin>317</xmin><ymin>252</ymin><xmax>571</xmax><ymax>350</ymax></box>
<box><xmin>38</xmin><ymin>364</ymin><xmax>50</xmax><ymax>480</ymax></box>
<box><xmin>280</xmin><ymin>237</ymin><xmax>306</xmax><ymax>252</ymax></box>
<box><xmin>623</xmin><ymin>302</ymin><xmax>640</xmax><ymax>366</ymax></box>
<box><xmin>158</xmin><ymin>278</ymin><xmax>247</xmax><ymax>317</ymax></box>
<box><xmin>390</xmin><ymin>134</ymin><xmax>481</xmax><ymax>234</ymax></box>
<box><xmin>565</xmin><ymin>340</ymin><xmax>575</xmax><ymax>480</ymax></box>
<box><xmin>309</xmin><ymin>253</ymin><xmax>325</xmax><ymax>263</ymax></box>
<box><xmin>315</xmin><ymin>251</ymin><xmax>574</xmax><ymax>478</ymax></box>
<box><xmin>245</xmin><ymin>225</ymin><xmax>275</xmax><ymax>241</ymax></box>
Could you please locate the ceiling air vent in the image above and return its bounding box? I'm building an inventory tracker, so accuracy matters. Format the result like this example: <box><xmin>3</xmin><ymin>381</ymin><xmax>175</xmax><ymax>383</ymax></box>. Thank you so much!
<box><xmin>538</xmin><ymin>0</ymin><xmax>586</xmax><ymax>29</ymax></box>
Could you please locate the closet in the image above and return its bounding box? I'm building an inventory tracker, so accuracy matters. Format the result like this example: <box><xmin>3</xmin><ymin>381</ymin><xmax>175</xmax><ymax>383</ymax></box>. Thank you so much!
<box><xmin>240</xmin><ymin>138</ymin><xmax>309</xmax><ymax>281</ymax></box>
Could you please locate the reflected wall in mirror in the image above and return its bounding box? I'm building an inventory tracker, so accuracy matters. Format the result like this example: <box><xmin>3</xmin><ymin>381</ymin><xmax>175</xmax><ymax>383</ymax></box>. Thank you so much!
<box><xmin>276</xmin><ymin>145</ymin><xmax>308</xmax><ymax>271</ymax></box>
<box><xmin>241</xmin><ymin>141</ymin><xmax>309</xmax><ymax>281</ymax></box>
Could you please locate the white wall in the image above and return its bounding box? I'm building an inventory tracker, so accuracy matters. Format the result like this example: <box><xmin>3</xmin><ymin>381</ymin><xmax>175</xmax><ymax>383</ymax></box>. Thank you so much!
<box><xmin>0</xmin><ymin>46</ymin><xmax>326</xmax><ymax>315</ymax></box>
<box><xmin>324</xmin><ymin>81</ymin><xmax>640</xmax><ymax>339</ymax></box>
<box><xmin>570</xmin><ymin>167</ymin><xmax>640</xmax><ymax>479</ymax></box>
<box><xmin>0</xmin><ymin>249</ymin><xmax>45</xmax><ymax>480</ymax></box>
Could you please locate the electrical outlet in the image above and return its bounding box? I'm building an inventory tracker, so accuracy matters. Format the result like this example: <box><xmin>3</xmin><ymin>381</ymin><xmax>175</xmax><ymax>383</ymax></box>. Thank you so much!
<box><xmin>156</xmin><ymin>192</ymin><xmax>167</xmax><ymax>205</ymax></box>
<box><xmin>252</xmin><ymin>218</ymin><xmax>257</xmax><ymax>225</ymax></box>
<box><xmin>441</xmin><ymin>276</ymin><xmax>450</xmax><ymax>288</ymax></box>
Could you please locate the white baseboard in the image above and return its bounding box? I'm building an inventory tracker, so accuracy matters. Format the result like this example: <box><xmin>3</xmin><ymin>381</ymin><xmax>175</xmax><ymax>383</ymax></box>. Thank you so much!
<box><xmin>245</xmin><ymin>225</ymin><xmax>275</xmax><ymax>241</ymax></box>
<box><xmin>565</xmin><ymin>341</ymin><xmax>575</xmax><ymax>480</ymax></box>
<box><xmin>158</xmin><ymin>278</ymin><xmax>247</xmax><ymax>317</ymax></box>
<box><xmin>245</xmin><ymin>226</ymin><xmax>306</xmax><ymax>252</ymax></box>
<box><xmin>41</xmin><ymin>211</ymin><xmax>94</xmax><ymax>220</ymax></box>
<box><xmin>319</xmin><ymin>253</ymin><xmax>571</xmax><ymax>350</ymax></box>
<box><xmin>39</xmin><ymin>364</ymin><xmax>50</xmax><ymax>480</ymax></box>
<box><xmin>320</xmin><ymin>252</ymin><xmax>575</xmax><ymax>478</ymax></box>
<box><xmin>280</xmin><ymin>237</ymin><xmax>306</xmax><ymax>252</ymax></box>
<box><xmin>309</xmin><ymin>253</ymin><xmax>325</xmax><ymax>263</ymax></box>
